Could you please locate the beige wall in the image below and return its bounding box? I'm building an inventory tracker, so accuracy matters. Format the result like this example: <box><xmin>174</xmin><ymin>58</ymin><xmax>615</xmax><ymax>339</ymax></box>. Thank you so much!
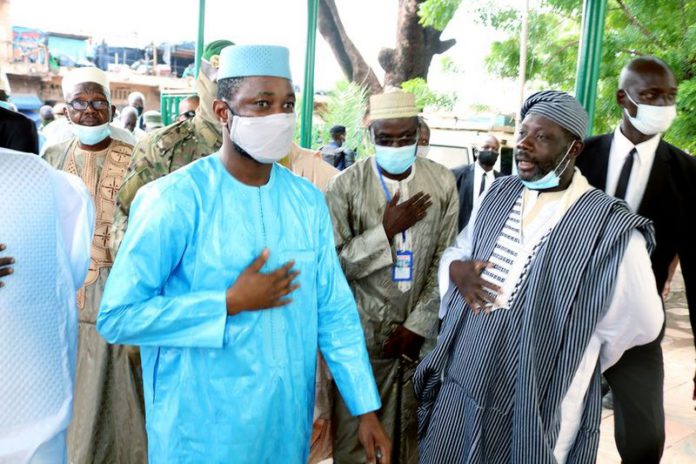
<box><xmin>7</xmin><ymin>73</ymin><xmax>162</xmax><ymax>109</ymax></box>
<box><xmin>0</xmin><ymin>0</ymin><xmax>11</xmax><ymax>64</ymax></box>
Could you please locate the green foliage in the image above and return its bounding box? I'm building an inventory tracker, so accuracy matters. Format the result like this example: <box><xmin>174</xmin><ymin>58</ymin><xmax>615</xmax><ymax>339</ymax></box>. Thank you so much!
<box><xmin>483</xmin><ymin>9</ymin><xmax>579</xmax><ymax>90</ymax></box>
<box><xmin>419</xmin><ymin>0</ymin><xmax>462</xmax><ymax>31</ymax></box>
<box><xmin>470</xmin><ymin>103</ymin><xmax>492</xmax><ymax>113</ymax></box>
<box><xmin>671</xmin><ymin>80</ymin><xmax>696</xmax><ymax>153</ymax></box>
<box><xmin>315</xmin><ymin>80</ymin><xmax>371</xmax><ymax>156</ymax></box>
<box><xmin>481</xmin><ymin>0</ymin><xmax>696</xmax><ymax>153</ymax></box>
<box><xmin>440</xmin><ymin>55</ymin><xmax>460</xmax><ymax>74</ymax></box>
<box><xmin>401</xmin><ymin>77</ymin><xmax>458</xmax><ymax>111</ymax></box>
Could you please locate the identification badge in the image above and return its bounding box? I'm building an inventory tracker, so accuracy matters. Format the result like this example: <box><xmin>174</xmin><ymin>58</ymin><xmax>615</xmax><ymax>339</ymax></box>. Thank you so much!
<box><xmin>393</xmin><ymin>250</ymin><xmax>413</xmax><ymax>282</ymax></box>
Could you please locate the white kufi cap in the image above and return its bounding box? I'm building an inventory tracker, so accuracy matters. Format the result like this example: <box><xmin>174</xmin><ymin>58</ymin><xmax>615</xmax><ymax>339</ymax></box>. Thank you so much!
<box><xmin>62</xmin><ymin>67</ymin><xmax>110</xmax><ymax>100</ymax></box>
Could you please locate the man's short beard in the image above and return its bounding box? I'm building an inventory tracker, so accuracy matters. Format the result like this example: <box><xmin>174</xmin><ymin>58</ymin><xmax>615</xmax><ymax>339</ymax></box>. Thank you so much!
<box><xmin>232</xmin><ymin>141</ymin><xmax>259</xmax><ymax>163</ymax></box>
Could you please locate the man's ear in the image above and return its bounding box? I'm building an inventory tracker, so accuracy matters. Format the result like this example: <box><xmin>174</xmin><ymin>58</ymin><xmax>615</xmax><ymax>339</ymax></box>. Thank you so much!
<box><xmin>616</xmin><ymin>89</ymin><xmax>627</xmax><ymax>108</ymax></box>
<box><xmin>212</xmin><ymin>99</ymin><xmax>230</xmax><ymax>124</ymax></box>
<box><xmin>570</xmin><ymin>139</ymin><xmax>584</xmax><ymax>160</ymax></box>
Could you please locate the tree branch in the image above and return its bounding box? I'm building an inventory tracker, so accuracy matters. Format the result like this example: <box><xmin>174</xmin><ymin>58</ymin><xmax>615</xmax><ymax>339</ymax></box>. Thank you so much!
<box><xmin>318</xmin><ymin>0</ymin><xmax>457</xmax><ymax>92</ymax></box>
<box><xmin>615</xmin><ymin>0</ymin><xmax>660</xmax><ymax>44</ymax></box>
<box><xmin>380</xmin><ymin>0</ymin><xmax>456</xmax><ymax>86</ymax></box>
<box><xmin>438</xmin><ymin>38</ymin><xmax>457</xmax><ymax>54</ymax></box>
<box><xmin>317</xmin><ymin>0</ymin><xmax>382</xmax><ymax>94</ymax></box>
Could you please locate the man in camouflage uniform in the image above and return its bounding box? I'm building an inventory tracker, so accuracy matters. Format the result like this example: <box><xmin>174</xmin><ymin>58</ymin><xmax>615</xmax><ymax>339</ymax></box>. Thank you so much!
<box><xmin>112</xmin><ymin>40</ymin><xmax>232</xmax><ymax>253</ymax></box>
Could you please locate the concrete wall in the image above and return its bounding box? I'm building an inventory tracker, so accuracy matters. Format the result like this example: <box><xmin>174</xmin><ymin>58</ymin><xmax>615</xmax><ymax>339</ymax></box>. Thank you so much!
<box><xmin>7</xmin><ymin>73</ymin><xmax>163</xmax><ymax>110</ymax></box>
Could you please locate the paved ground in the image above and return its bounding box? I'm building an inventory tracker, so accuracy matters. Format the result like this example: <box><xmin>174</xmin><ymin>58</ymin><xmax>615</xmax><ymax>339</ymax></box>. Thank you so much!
<box><xmin>322</xmin><ymin>270</ymin><xmax>695</xmax><ymax>464</ymax></box>
<box><xmin>598</xmin><ymin>268</ymin><xmax>696</xmax><ymax>463</ymax></box>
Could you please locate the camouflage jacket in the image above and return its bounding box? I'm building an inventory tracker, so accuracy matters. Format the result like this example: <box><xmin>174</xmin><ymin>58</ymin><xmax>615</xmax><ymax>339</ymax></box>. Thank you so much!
<box><xmin>111</xmin><ymin>115</ymin><xmax>222</xmax><ymax>253</ymax></box>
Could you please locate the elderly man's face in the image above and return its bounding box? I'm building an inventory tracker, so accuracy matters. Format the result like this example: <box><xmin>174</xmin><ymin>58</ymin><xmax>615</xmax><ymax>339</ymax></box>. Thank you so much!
<box><xmin>121</xmin><ymin>111</ymin><xmax>137</xmax><ymax>132</ymax></box>
<box><xmin>516</xmin><ymin>114</ymin><xmax>576</xmax><ymax>182</ymax></box>
<box><xmin>371</xmin><ymin>117</ymin><xmax>419</xmax><ymax>148</ymax></box>
<box><xmin>66</xmin><ymin>83</ymin><xmax>111</xmax><ymax>127</ymax></box>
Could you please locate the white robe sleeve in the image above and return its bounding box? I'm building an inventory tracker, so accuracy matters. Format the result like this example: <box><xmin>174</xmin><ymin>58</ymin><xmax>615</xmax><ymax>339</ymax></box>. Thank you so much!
<box><xmin>554</xmin><ymin>229</ymin><xmax>663</xmax><ymax>463</ymax></box>
<box><xmin>52</xmin><ymin>170</ymin><xmax>95</xmax><ymax>289</ymax></box>
<box><xmin>437</xmin><ymin>190</ymin><xmax>488</xmax><ymax>318</ymax></box>
<box><xmin>595</xmin><ymin>229</ymin><xmax>664</xmax><ymax>370</ymax></box>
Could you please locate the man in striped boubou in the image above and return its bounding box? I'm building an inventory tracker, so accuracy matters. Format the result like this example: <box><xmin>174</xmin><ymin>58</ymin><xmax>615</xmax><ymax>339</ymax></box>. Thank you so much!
<box><xmin>415</xmin><ymin>90</ymin><xmax>664</xmax><ymax>464</ymax></box>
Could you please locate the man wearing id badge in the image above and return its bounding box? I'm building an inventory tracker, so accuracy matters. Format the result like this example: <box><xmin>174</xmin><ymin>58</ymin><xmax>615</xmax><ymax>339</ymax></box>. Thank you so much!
<box><xmin>326</xmin><ymin>88</ymin><xmax>458</xmax><ymax>463</ymax></box>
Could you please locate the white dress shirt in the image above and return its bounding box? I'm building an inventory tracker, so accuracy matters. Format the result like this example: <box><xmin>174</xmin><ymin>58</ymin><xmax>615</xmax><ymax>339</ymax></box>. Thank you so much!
<box><xmin>0</xmin><ymin>149</ymin><xmax>94</xmax><ymax>464</ymax></box>
<box><xmin>437</xmin><ymin>169</ymin><xmax>663</xmax><ymax>463</ymax></box>
<box><xmin>605</xmin><ymin>125</ymin><xmax>661</xmax><ymax>211</ymax></box>
<box><xmin>473</xmin><ymin>161</ymin><xmax>496</xmax><ymax>204</ymax></box>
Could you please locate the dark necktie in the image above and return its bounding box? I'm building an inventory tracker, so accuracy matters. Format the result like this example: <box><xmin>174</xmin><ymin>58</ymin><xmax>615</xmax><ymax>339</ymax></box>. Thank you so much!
<box><xmin>479</xmin><ymin>174</ymin><xmax>487</xmax><ymax>195</ymax></box>
<box><xmin>614</xmin><ymin>148</ymin><xmax>637</xmax><ymax>200</ymax></box>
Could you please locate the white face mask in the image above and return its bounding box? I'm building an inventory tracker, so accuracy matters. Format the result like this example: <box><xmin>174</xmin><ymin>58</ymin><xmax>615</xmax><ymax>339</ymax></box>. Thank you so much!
<box><xmin>624</xmin><ymin>91</ymin><xmax>677</xmax><ymax>136</ymax></box>
<box><xmin>416</xmin><ymin>145</ymin><xmax>430</xmax><ymax>158</ymax></box>
<box><xmin>229</xmin><ymin>112</ymin><xmax>296</xmax><ymax>164</ymax></box>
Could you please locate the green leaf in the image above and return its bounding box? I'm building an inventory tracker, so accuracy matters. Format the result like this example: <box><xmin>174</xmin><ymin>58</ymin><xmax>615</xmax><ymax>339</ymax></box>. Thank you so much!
<box><xmin>400</xmin><ymin>77</ymin><xmax>458</xmax><ymax>112</ymax></box>
<box><xmin>418</xmin><ymin>0</ymin><xmax>463</xmax><ymax>31</ymax></box>
<box><xmin>480</xmin><ymin>0</ymin><xmax>696</xmax><ymax>154</ymax></box>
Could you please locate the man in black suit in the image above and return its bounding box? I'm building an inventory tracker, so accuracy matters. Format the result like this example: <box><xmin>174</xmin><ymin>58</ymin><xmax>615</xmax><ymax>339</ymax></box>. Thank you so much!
<box><xmin>0</xmin><ymin>106</ymin><xmax>39</xmax><ymax>154</ymax></box>
<box><xmin>576</xmin><ymin>56</ymin><xmax>696</xmax><ymax>464</ymax></box>
<box><xmin>452</xmin><ymin>135</ymin><xmax>502</xmax><ymax>231</ymax></box>
<box><xmin>1</xmin><ymin>68</ymin><xmax>39</xmax><ymax>154</ymax></box>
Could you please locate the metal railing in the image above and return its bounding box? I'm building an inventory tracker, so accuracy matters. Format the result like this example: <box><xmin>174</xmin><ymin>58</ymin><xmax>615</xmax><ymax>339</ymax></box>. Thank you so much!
<box><xmin>160</xmin><ymin>90</ymin><xmax>196</xmax><ymax>126</ymax></box>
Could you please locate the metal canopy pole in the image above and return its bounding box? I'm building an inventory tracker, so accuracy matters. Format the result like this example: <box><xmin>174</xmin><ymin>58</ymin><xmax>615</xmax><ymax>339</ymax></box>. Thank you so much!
<box><xmin>574</xmin><ymin>0</ymin><xmax>608</xmax><ymax>135</ymax></box>
<box><xmin>194</xmin><ymin>0</ymin><xmax>206</xmax><ymax>78</ymax></box>
<box><xmin>300</xmin><ymin>0</ymin><xmax>319</xmax><ymax>149</ymax></box>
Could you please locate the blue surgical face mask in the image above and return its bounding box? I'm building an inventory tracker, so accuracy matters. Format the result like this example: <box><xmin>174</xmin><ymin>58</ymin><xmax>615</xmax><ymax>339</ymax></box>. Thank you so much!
<box><xmin>0</xmin><ymin>100</ymin><xmax>14</xmax><ymax>111</ymax></box>
<box><xmin>520</xmin><ymin>141</ymin><xmax>574</xmax><ymax>190</ymax></box>
<box><xmin>374</xmin><ymin>143</ymin><xmax>418</xmax><ymax>175</ymax></box>
<box><xmin>71</xmin><ymin>122</ymin><xmax>111</xmax><ymax>145</ymax></box>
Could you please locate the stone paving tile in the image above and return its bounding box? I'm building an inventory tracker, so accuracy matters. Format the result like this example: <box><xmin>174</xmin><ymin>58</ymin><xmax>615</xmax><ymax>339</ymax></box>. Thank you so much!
<box><xmin>599</xmin><ymin>269</ymin><xmax>696</xmax><ymax>463</ymax></box>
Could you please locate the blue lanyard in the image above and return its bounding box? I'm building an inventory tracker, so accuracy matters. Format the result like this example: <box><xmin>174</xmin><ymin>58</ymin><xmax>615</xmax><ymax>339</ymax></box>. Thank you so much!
<box><xmin>375</xmin><ymin>159</ymin><xmax>407</xmax><ymax>242</ymax></box>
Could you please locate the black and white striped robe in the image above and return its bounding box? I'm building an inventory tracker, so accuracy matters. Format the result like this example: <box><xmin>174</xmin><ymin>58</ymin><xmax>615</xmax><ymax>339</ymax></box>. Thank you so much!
<box><xmin>414</xmin><ymin>175</ymin><xmax>655</xmax><ymax>463</ymax></box>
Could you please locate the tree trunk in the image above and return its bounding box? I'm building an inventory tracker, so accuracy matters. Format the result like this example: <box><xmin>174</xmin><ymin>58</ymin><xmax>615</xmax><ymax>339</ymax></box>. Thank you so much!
<box><xmin>378</xmin><ymin>0</ymin><xmax>456</xmax><ymax>87</ymax></box>
<box><xmin>317</xmin><ymin>0</ymin><xmax>456</xmax><ymax>93</ymax></box>
<box><xmin>317</xmin><ymin>0</ymin><xmax>383</xmax><ymax>94</ymax></box>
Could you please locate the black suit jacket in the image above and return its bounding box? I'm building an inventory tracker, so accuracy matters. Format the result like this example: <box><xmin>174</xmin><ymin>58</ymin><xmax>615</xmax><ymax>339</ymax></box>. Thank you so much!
<box><xmin>0</xmin><ymin>106</ymin><xmax>39</xmax><ymax>154</ymax></box>
<box><xmin>452</xmin><ymin>163</ymin><xmax>501</xmax><ymax>231</ymax></box>
<box><xmin>577</xmin><ymin>133</ymin><xmax>696</xmax><ymax>339</ymax></box>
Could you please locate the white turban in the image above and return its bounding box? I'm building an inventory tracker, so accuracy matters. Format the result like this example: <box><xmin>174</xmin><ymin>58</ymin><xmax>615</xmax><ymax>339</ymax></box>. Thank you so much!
<box><xmin>62</xmin><ymin>67</ymin><xmax>111</xmax><ymax>101</ymax></box>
